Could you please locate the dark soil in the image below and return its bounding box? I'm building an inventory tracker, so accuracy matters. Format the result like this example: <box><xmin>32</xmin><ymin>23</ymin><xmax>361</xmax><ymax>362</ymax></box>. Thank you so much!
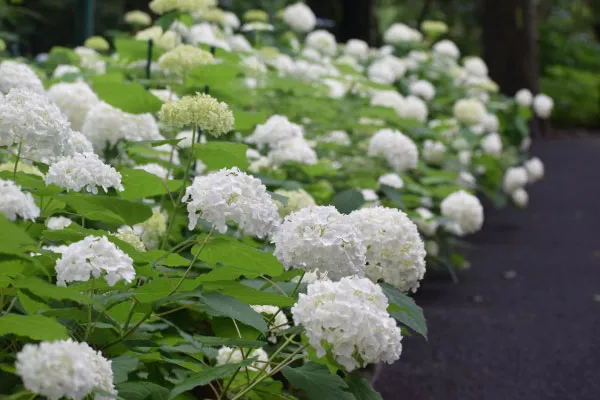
<box><xmin>375</xmin><ymin>137</ymin><xmax>600</xmax><ymax>400</ymax></box>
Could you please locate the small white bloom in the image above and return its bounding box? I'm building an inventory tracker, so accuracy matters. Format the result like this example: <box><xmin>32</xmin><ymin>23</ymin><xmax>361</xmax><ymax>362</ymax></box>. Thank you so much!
<box><xmin>134</xmin><ymin>207</ymin><xmax>167</xmax><ymax>250</ymax></box>
<box><xmin>524</xmin><ymin>157</ymin><xmax>544</xmax><ymax>183</ymax></box>
<box><xmin>458</xmin><ymin>150</ymin><xmax>471</xmax><ymax>166</ymax></box>
<box><xmin>368</xmin><ymin>60</ymin><xmax>396</xmax><ymax>85</ymax></box>
<box><xmin>361</xmin><ymin>189</ymin><xmax>379</xmax><ymax>202</ymax></box>
<box><xmin>371</xmin><ymin>90</ymin><xmax>404</xmax><ymax>113</ymax></box>
<box><xmin>324</xmin><ymin>79</ymin><xmax>347</xmax><ymax>99</ymax></box>
<box><xmin>463</xmin><ymin>56</ymin><xmax>488</xmax><ymax>77</ymax></box>
<box><xmin>384</xmin><ymin>23</ymin><xmax>422</xmax><ymax>44</ymax></box>
<box><xmin>344</xmin><ymin>39</ymin><xmax>369</xmax><ymax>61</ymax></box>
<box><xmin>216</xmin><ymin>347</ymin><xmax>271</xmax><ymax>373</ymax></box>
<box><xmin>453</xmin><ymin>98</ymin><xmax>487</xmax><ymax>125</ymax></box>
<box><xmin>283</xmin><ymin>2</ymin><xmax>317</xmax><ymax>33</ymax></box>
<box><xmin>112</xmin><ymin>226</ymin><xmax>146</xmax><ymax>252</ymax></box>
<box><xmin>503</xmin><ymin>167</ymin><xmax>528</xmax><ymax>193</ymax></box>
<box><xmin>409</xmin><ymin>80</ymin><xmax>435</xmax><ymax>101</ymax></box>
<box><xmin>46</xmin><ymin>216</ymin><xmax>73</xmax><ymax>231</ymax></box>
<box><xmin>268</xmin><ymin>137</ymin><xmax>318</xmax><ymax>166</ymax></box>
<box><xmin>0</xmin><ymin>179</ymin><xmax>40</xmax><ymax>221</ymax></box>
<box><xmin>378</xmin><ymin>173</ymin><xmax>404</xmax><ymax>189</ymax></box>
<box><xmin>422</xmin><ymin>140</ymin><xmax>446</xmax><ymax>165</ymax></box>
<box><xmin>433</xmin><ymin>39</ymin><xmax>460</xmax><ymax>60</ymax></box>
<box><xmin>134</xmin><ymin>163</ymin><xmax>171</xmax><ymax>180</ymax></box>
<box><xmin>457</xmin><ymin>171</ymin><xmax>476</xmax><ymax>188</ymax></box>
<box><xmin>305</xmin><ymin>30</ymin><xmax>337</xmax><ymax>56</ymax></box>
<box><xmin>512</xmin><ymin>188</ymin><xmax>529</xmax><ymax>208</ymax></box>
<box><xmin>246</xmin><ymin>115</ymin><xmax>304</xmax><ymax>150</ymax></box>
<box><xmin>533</xmin><ymin>93</ymin><xmax>554</xmax><ymax>119</ymax></box>
<box><xmin>320</xmin><ymin>130</ymin><xmax>351</xmax><ymax>146</ymax></box>
<box><xmin>52</xmin><ymin>64</ymin><xmax>81</xmax><ymax>79</ymax></box>
<box><xmin>47</xmin><ymin>82</ymin><xmax>100</xmax><ymax>132</ymax></box>
<box><xmin>46</xmin><ymin>153</ymin><xmax>124</xmax><ymax>194</ymax></box>
<box><xmin>251</xmin><ymin>305</ymin><xmax>290</xmax><ymax>343</ymax></box>
<box><xmin>515</xmin><ymin>89</ymin><xmax>533</xmax><ymax>107</ymax></box>
<box><xmin>228</xmin><ymin>34</ymin><xmax>253</xmax><ymax>53</ymax></box>
<box><xmin>368</xmin><ymin>129</ymin><xmax>419</xmax><ymax>172</ymax></box>
<box><xmin>480</xmin><ymin>132</ymin><xmax>503</xmax><ymax>156</ymax></box>
<box><xmin>482</xmin><ymin>113</ymin><xmax>499</xmax><ymax>133</ymax></box>
<box><xmin>414</xmin><ymin>207</ymin><xmax>439</xmax><ymax>237</ymax></box>
<box><xmin>400</xmin><ymin>95</ymin><xmax>428</xmax><ymax>122</ymax></box>
<box><xmin>223</xmin><ymin>11</ymin><xmax>241</xmax><ymax>29</ymax></box>
<box><xmin>440</xmin><ymin>190</ymin><xmax>484</xmax><ymax>235</ymax></box>
<box><xmin>0</xmin><ymin>60</ymin><xmax>44</xmax><ymax>94</ymax></box>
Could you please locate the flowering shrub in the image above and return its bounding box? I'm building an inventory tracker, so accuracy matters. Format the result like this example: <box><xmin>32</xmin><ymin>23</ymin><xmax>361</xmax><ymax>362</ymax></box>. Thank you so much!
<box><xmin>0</xmin><ymin>3</ymin><xmax>550</xmax><ymax>399</ymax></box>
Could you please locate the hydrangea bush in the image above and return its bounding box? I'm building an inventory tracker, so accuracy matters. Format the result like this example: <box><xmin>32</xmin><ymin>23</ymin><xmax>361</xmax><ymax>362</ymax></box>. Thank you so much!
<box><xmin>0</xmin><ymin>2</ymin><xmax>550</xmax><ymax>399</ymax></box>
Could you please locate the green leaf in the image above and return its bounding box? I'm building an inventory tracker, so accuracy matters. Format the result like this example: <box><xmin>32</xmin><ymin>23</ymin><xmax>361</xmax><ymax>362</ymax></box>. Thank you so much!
<box><xmin>379</xmin><ymin>185</ymin><xmax>405</xmax><ymax>209</ymax></box>
<box><xmin>194</xmin><ymin>142</ymin><xmax>249</xmax><ymax>171</ymax></box>
<box><xmin>195</xmin><ymin>235</ymin><xmax>283</xmax><ymax>278</ymax></box>
<box><xmin>0</xmin><ymin>314</ymin><xmax>68</xmax><ymax>340</ymax></box>
<box><xmin>332</xmin><ymin>189</ymin><xmax>365</xmax><ymax>214</ymax></box>
<box><xmin>380</xmin><ymin>283</ymin><xmax>427</xmax><ymax>339</ymax></box>
<box><xmin>187</xmin><ymin>63</ymin><xmax>242</xmax><ymax>87</ymax></box>
<box><xmin>168</xmin><ymin>360</ymin><xmax>255</xmax><ymax>399</ymax></box>
<box><xmin>233</xmin><ymin>109</ymin><xmax>269</xmax><ymax>132</ymax></box>
<box><xmin>18</xmin><ymin>291</ymin><xmax>50</xmax><ymax>314</ymax></box>
<box><xmin>203</xmin><ymin>281</ymin><xmax>294</xmax><ymax>307</ymax></box>
<box><xmin>193</xmin><ymin>335</ymin><xmax>266</xmax><ymax>348</ymax></box>
<box><xmin>282</xmin><ymin>363</ymin><xmax>354</xmax><ymax>400</ymax></box>
<box><xmin>90</xmin><ymin>81</ymin><xmax>163</xmax><ymax>114</ymax></box>
<box><xmin>345</xmin><ymin>374</ymin><xmax>383</xmax><ymax>400</ymax></box>
<box><xmin>12</xmin><ymin>277</ymin><xmax>91</xmax><ymax>304</ymax></box>
<box><xmin>111</xmin><ymin>355</ymin><xmax>141</xmax><ymax>385</ymax></box>
<box><xmin>134</xmin><ymin>250</ymin><xmax>190</xmax><ymax>267</ymax></box>
<box><xmin>114</xmin><ymin>38</ymin><xmax>164</xmax><ymax>62</ymax></box>
<box><xmin>0</xmin><ymin>214</ymin><xmax>36</xmax><ymax>256</ymax></box>
<box><xmin>0</xmin><ymin>171</ymin><xmax>62</xmax><ymax>196</ymax></box>
<box><xmin>117</xmin><ymin>382</ymin><xmax>170</xmax><ymax>400</ymax></box>
<box><xmin>201</xmin><ymin>292</ymin><xmax>267</xmax><ymax>332</ymax></box>
<box><xmin>120</xmin><ymin>169</ymin><xmax>181</xmax><ymax>200</ymax></box>
<box><xmin>60</xmin><ymin>194</ymin><xmax>152</xmax><ymax>226</ymax></box>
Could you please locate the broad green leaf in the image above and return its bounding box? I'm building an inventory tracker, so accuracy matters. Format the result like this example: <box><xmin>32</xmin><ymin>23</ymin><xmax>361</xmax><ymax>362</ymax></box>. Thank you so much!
<box><xmin>45</xmin><ymin>46</ymin><xmax>81</xmax><ymax>70</ymax></box>
<box><xmin>0</xmin><ymin>314</ymin><xmax>68</xmax><ymax>340</ymax></box>
<box><xmin>168</xmin><ymin>359</ymin><xmax>255</xmax><ymax>399</ymax></box>
<box><xmin>60</xmin><ymin>194</ymin><xmax>152</xmax><ymax>226</ymax></box>
<box><xmin>192</xmin><ymin>335</ymin><xmax>265</xmax><ymax>348</ymax></box>
<box><xmin>203</xmin><ymin>281</ymin><xmax>294</xmax><ymax>307</ymax></box>
<box><xmin>233</xmin><ymin>109</ymin><xmax>269</xmax><ymax>132</ymax></box>
<box><xmin>120</xmin><ymin>169</ymin><xmax>181</xmax><ymax>200</ymax></box>
<box><xmin>345</xmin><ymin>374</ymin><xmax>383</xmax><ymax>400</ymax></box>
<box><xmin>12</xmin><ymin>277</ymin><xmax>91</xmax><ymax>304</ymax></box>
<box><xmin>18</xmin><ymin>291</ymin><xmax>49</xmax><ymax>314</ymax></box>
<box><xmin>0</xmin><ymin>215</ymin><xmax>36</xmax><ymax>255</ymax></box>
<box><xmin>194</xmin><ymin>142</ymin><xmax>249</xmax><ymax>171</ymax></box>
<box><xmin>201</xmin><ymin>292</ymin><xmax>267</xmax><ymax>332</ymax></box>
<box><xmin>88</xmin><ymin>72</ymin><xmax>125</xmax><ymax>86</ymax></box>
<box><xmin>380</xmin><ymin>283</ymin><xmax>427</xmax><ymax>339</ymax></box>
<box><xmin>134</xmin><ymin>250</ymin><xmax>190</xmax><ymax>267</ymax></box>
<box><xmin>187</xmin><ymin>63</ymin><xmax>242</xmax><ymax>87</ymax></box>
<box><xmin>282</xmin><ymin>363</ymin><xmax>354</xmax><ymax>400</ymax></box>
<box><xmin>0</xmin><ymin>171</ymin><xmax>62</xmax><ymax>196</ymax></box>
<box><xmin>332</xmin><ymin>189</ymin><xmax>365</xmax><ymax>214</ymax></box>
<box><xmin>114</xmin><ymin>38</ymin><xmax>164</xmax><ymax>62</ymax></box>
<box><xmin>117</xmin><ymin>382</ymin><xmax>170</xmax><ymax>400</ymax></box>
<box><xmin>379</xmin><ymin>185</ymin><xmax>405</xmax><ymax>209</ymax></box>
<box><xmin>91</xmin><ymin>81</ymin><xmax>163</xmax><ymax>114</ymax></box>
<box><xmin>111</xmin><ymin>355</ymin><xmax>141</xmax><ymax>384</ymax></box>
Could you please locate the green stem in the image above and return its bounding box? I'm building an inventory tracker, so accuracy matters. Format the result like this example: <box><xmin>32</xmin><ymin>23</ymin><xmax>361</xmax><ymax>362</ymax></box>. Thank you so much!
<box><xmin>13</xmin><ymin>140</ymin><xmax>23</xmax><ymax>182</ymax></box>
<box><xmin>83</xmin><ymin>280</ymin><xmax>94</xmax><ymax>341</ymax></box>
<box><xmin>168</xmin><ymin>225</ymin><xmax>214</xmax><ymax>296</ymax></box>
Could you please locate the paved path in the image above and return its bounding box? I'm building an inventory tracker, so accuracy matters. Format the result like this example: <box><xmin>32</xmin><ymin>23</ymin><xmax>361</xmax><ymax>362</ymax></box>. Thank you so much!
<box><xmin>375</xmin><ymin>137</ymin><xmax>600</xmax><ymax>400</ymax></box>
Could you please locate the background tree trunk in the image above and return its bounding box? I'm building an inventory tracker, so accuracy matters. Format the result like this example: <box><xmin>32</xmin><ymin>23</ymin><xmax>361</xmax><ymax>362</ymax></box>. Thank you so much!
<box><xmin>338</xmin><ymin>0</ymin><xmax>373</xmax><ymax>43</ymax></box>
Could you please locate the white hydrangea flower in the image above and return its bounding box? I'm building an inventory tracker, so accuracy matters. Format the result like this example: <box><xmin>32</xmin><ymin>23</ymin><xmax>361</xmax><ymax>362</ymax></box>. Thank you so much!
<box><xmin>274</xmin><ymin>188</ymin><xmax>316</xmax><ymax>218</ymax></box>
<box><xmin>533</xmin><ymin>93</ymin><xmax>554</xmax><ymax>119</ymax></box>
<box><xmin>320</xmin><ymin>130</ymin><xmax>351</xmax><ymax>146</ymax></box>
<box><xmin>134</xmin><ymin>163</ymin><xmax>171</xmax><ymax>180</ymax></box>
<box><xmin>112</xmin><ymin>226</ymin><xmax>146</xmax><ymax>252</ymax></box>
<box><xmin>480</xmin><ymin>132</ymin><xmax>503</xmax><ymax>156</ymax></box>
<box><xmin>292</xmin><ymin>276</ymin><xmax>403</xmax><ymax>371</ymax></box>
<box><xmin>378</xmin><ymin>173</ymin><xmax>404</xmax><ymax>189</ymax></box>
<box><xmin>183</xmin><ymin>167</ymin><xmax>280</xmax><ymax>238</ymax></box>
<box><xmin>301</xmin><ymin>47</ymin><xmax>322</xmax><ymax>62</ymax></box>
<box><xmin>422</xmin><ymin>140</ymin><xmax>446</xmax><ymax>165</ymax></box>
<box><xmin>223</xmin><ymin>11</ymin><xmax>241</xmax><ymax>29</ymax></box>
<box><xmin>188</xmin><ymin>23</ymin><xmax>231</xmax><ymax>50</ymax></box>
<box><xmin>512</xmin><ymin>188</ymin><xmax>529</xmax><ymax>208</ymax></box>
<box><xmin>272</xmin><ymin>206</ymin><xmax>366</xmax><ymax>280</ymax></box>
<box><xmin>367</xmin><ymin>60</ymin><xmax>396</xmax><ymax>85</ymax></box>
<box><xmin>440</xmin><ymin>190</ymin><xmax>484</xmax><ymax>235</ymax></box>
<box><xmin>350</xmin><ymin>207</ymin><xmax>426</xmax><ymax>292</ymax></box>
<box><xmin>384</xmin><ymin>23</ymin><xmax>422</xmax><ymax>44</ymax></box>
<box><xmin>0</xmin><ymin>179</ymin><xmax>40</xmax><ymax>221</ymax></box>
<box><xmin>361</xmin><ymin>189</ymin><xmax>379</xmax><ymax>203</ymax></box>
<box><xmin>482</xmin><ymin>113</ymin><xmax>499</xmax><ymax>133</ymax></box>
<box><xmin>46</xmin><ymin>216</ymin><xmax>73</xmax><ymax>231</ymax></box>
<box><xmin>228</xmin><ymin>34</ymin><xmax>253</xmax><ymax>52</ymax></box>
<box><xmin>248</xmin><ymin>156</ymin><xmax>272</xmax><ymax>174</ymax></box>
<box><xmin>524</xmin><ymin>157</ymin><xmax>544</xmax><ymax>183</ymax></box>
<box><xmin>453</xmin><ymin>98</ymin><xmax>486</xmax><ymax>125</ymax></box>
<box><xmin>245</xmin><ymin>115</ymin><xmax>304</xmax><ymax>150</ymax></box>
<box><xmin>251</xmin><ymin>305</ymin><xmax>290</xmax><ymax>343</ymax></box>
<box><xmin>371</xmin><ymin>90</ymin><xmax>404</xmax><ymax>113</ymax></box>
<box><xmin>503</xmin><ymin>167</ymin><xmax>528</xmax><ymax>193</ymax></box>
<box><xmin>52</xmin><ymin>64</ymin><xmax>81</xmax><ymax>79</ymax></box>
<box><xmin>82</xmin><ymin>102</ymin><xmax>162</xmax><ymax>150</ymax></box>
<box><xmin>75</xmin><ymin>47</ymin><xmax>107</xmax><ymax>74</ymax></box>
<box><xmin>409</xmin><ymin>80</ymin><xmax>436</xmax><ymax>101</ymax></box>
<box><xmin>323</xmin><ymin>78</ymin><xmax>347</xmax><ymax>99</ymax></box>
<box><xmin>515</xmin><ymin>88</ymin><xmax>533</xmax><ymax>107</ymax></box>
<box><xmin>46</xmin><ymin>153</ymin><xmax>124</xmax><ymax>194</ymax></box>
<box><xmin>268</xmin><ymin>137</ymin><xmax>318</xmax><ymax>166</ymax></box>
<box><xmin>47</xmin><ymin>82</ymin><xmax>101</xmax><ymax>132</ymax></box>
<box><xmin>379</xmin><ymin>55</ymin><xmax>407</xmax><ymax>80</ymax></box>
<box><xmin>368</xmin><ymin>129</ymin><xmax>419</xmax><ymax>172</ymax></box>
<box><xmin>216</xmin><ymin>347</ymin><xmax>271</xmax><ymax>373</ymax></box>
<box><xmin>344</xmin><ymin>39</ymin><xmax>369</xmax><ymax>61</ymax></box>
<box><xmin>16</xmin><ymin>339</ymin><xmax>116</xmax><ymax>400</ymax></box>
<box><xmin>399</xmin><ymin>95</ymin><xmax>428</xmax><ymax>122</ymax></box>
<box><xmin>305</xmin><ymin>30</ymin><xmax>337</xmax><ymax>56</ymax></box>
<box><xmin>457</xmin><ymin>171</ymin><xmax>476</xmax><ymax>188</ymax></box>
<box><xmin>458</xmin><ymin>150</ymin><xmax>471</xmax><ymax>166</ymax></box>
<box><xmin>55</xmin><ymin>235</ymin><xmax>135</xmax><ymax>286</ymax></box>
<box><xmin>414</xmin><ymin>207</ymin><xmax>439</xmax><ymax>237</ymax></box>
<box><xmin>246</xmin><ymin>148</ymin><xmax>261</xmax><ymax>160</ymax></box>
<box><xmin>520</xmin><ymin>136</ymin><xmax>532</xmax><ymax>152</ymax></box>
<box><xmin>433</xmin><ymin>39</ymin><xmax>460</xmax><ymax>60</ymax></box>
<box><xmin>463</xmin><ymin>56</ymin><xmax>488</xmax><ymax>77</ymax></box>
<box><xmin>134</xmin><ymin>207</ymin><xmax>167</xmax><ymax>250</ymax></box>
<box><xmin>0</xmin><ymin>60</ymin><xmax>44</xmax><ymax>94</ymax></box>
<box><xmin>283</xmin><ymin>2</ymin><xmax>317</xmax><ymax>33</ymax></box>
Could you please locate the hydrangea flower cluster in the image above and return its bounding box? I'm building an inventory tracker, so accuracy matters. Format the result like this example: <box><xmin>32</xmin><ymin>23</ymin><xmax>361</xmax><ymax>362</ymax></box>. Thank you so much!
<box><xmin>183</xmin><ymin>167</ymin><xmax>280</xmax><ymax>238</ymax></box>
<box><xmin>291</xmin><ymin>276</ymin><xmax>403</xmax><ymax>371</ymax></box>
<box><xmin>282</xmin><ymin>2</ymin><xmax>316</xmax><ymax>33</ymax></box>
<box><xmin>46</xmin><ymin>153</ymin><xmax>124</xmax><ymax>194</ymax></box>
<box><xmin>46</xmin><ymin>216</ymin><xmax>73</xmax><ymax>231</ymax></box>
<box><xmin>245</xmin><ymin>115</ymin><xmax>305</xmax><ymax>150</ymax></box>
<box><xmin>378</xmin><ymin>173</ymin><xmax>404</xmax><ymax>189</ymax></box>
<box><xmin>216</xmin><ymin>347</ymin><xmax>270</xmax><ymax>373</ymax></box>
<box><xmin>274</xmin><ymin>188</ymin><xmax>316</xmax><ymax>218</ymax></box>
<box><xmin>0</xmin><ymin>60</ymin><xmax>44</xmax><ymax>94</ymax></box>
<box><xmin>134</xmin><ymin>207</ymin><xmax>167</xmax><ymax>250</ymax></box>
<box><xmin>0</xmin><ymin>179</ymin><xmax>40</xmax><ymax>221</ymax></box>
<box><xmin>112</xmin><ymin>226</ymin><xmax>146</xmax><ymax>252</ymax></box>
<box><xmin>251</xmin><ymin>305</ymin><xmax>290</xmax><ymax>343</ymax></box>
<box><xmin>159</xmin><ymin>93</ymin><xmax>234</xmax><ymax>137</ymax></box>
<box><xmin>422</xmin><ymin>140</ymin><xmax>447</xmax><ymax>165</ymax></box>
<box><xmin>440</xmin><ymin>190</ymin><xmax>484</xmax><ymax>236</ymax></box>
<box><xmin>368</xmin><ymin>129</ymin><xmax>419</xmax><ymax>172</ymax></box>
<box><xmin>158</xmin><ymin>44</ymin><xmax>215</xmax><ymax>76</ymax></box>
<box><xmin>47</xmin><ymin>82</ymin><xmax>101</xmax><ymax>131</ymax></box>
<box><xmin>16</xmin><ymin>339</ymin><xmax>116</xmax><ymax>400</ymax></box>
<box><xmin>54</xmin><ymin>235</ymin><xmax>135</xmax><ymax>286</ymax></box>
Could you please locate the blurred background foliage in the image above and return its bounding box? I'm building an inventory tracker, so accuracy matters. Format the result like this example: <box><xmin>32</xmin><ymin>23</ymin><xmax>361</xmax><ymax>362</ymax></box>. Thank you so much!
<box><xmin>1</xmin><ymin>0</ymin><xmax>599</xmax><ymax>126</ymax></box>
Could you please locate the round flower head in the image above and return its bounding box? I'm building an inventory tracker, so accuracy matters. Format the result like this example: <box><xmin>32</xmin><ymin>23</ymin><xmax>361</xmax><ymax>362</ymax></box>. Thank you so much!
<box><xmin>135</xmin><ymin>26</ymin><xmax>163</xmax><ymax>41</ymax></box>
<box><xmin>55</xmin><ymin>235</ymin><xmax>135</xmax><ymax>286</ymax></box>
<box><xmin>344</xmin><ymin>39</ymin><xmax>369</xmax><ymax>61</ymax></box>
<box><xmin>524</xmin><ymin>157</ymin><xmax>544</xmax><ymax>183</ymax></box>
<box><xmin>84</xmin><ymin>36</ymin><xmax>110</xmax><ymax>51</ymax></box>
<box><xmin>16</xmin><ymin>339</ymin><xmax>116</xmax><ymax>400</ymax></box>
<box><xmin>292</xmin><ymin>276</ymin><xmax>403</xmax><ymax>371</ymax></box>
<box><xmin>503</xmin><ymin>166</ymin><xmax>528</xmax><ymax>193</ymax></box>
<box><xmin>409</xmin><ymin>80</ymin><xmax>436</xmax><ymax>101</ymax></box>
<box><xmin>283</xmin><ymin>2</ymin><xmax>317</xmax><ymax>33</ymax></box>
<box><xmin>321</xmin><ymin>130</ymin><xmax>351</xmax><ymax>146</ymax></box>
<box><xmin>384</xmin><ymin>23</ymin><xmax>422</xmax><ymax>44</ymax></box>
<box><xmin>399</xmin><ymin>95</ymin><xmax>428</xmax><ymax>122</ymax></box>
<box><xmin>228</xmin><ymin>34</ymin><xmax>253</xmax><ymax>52</ymax></box>
<box><xmin>82</xmin><ymin>102</ymin><xmax>162</xmax><ymax>150</ymax></box>
<box><xmin>0</xmin><ymin>88</ymin><xmax>72</xmax><ymax>161</ymax></box>
<box><xmin>216</xmin><ymin>347</ymin><xmax>271</xmax><ymax>373</ymax></box>
<box><xmin>46</xmin><ymin>153</ymin><xmax>124</xmax><ymax>194</ymax></box>
<box><xmin>223</xmin><ymin>11</ymin><xmax>241</xmax><ymax>29</ymax></box>
<box><xmin>512</xmin><ymin>188</ymin><xmax>528</xmax><ymax>208</ymax></box>
<box><xmin>379</xmin><ymin>55</ymin><xmax>407</xmax><ymax>79</ymax></box>
<box><xmin>52</xmin><ymin>64</ymin><xmax>81</xmax><ymax>79</ymax></box>
<box><xmin>367</xmin><ymin>61</ymin><xmax>396</xmax><ymax>85</ymax></box>
<box><xmin>414</xmin><ymin>207</ymin><xmax>439</xmax><ymax>237</ymax></box>
<box><xmin>482</xmin><ymin>113</ymin><xmax>499</xmax><ymax>133</ymax></box>
<box><xmin>0</xmin><ymin>60</ymin><xmax>44</xmax><ymax>94</ymax></box>
<box><xmin>515</xmin><ymin>88</ymin><xmax>533</xmax><ymax>107</ymax></box>
<box><xmin>368</xmin><ymin>129</ymin><xmax>419</xmax><ymax>173</ymax></box>
<box><xmin>134</xmin><ymin>207</ymin><xmax>167</xmax><ymax>250</ymax></box>
<box><xmin>75</xmin><ymin>47</ymin><xmax>106</xmax><ymax>74</ymax></box>
<box><xmin>272</xmin><ymin>206</ymin><xmax>366</xmax><ymax>280</ymax></box>
<box><xmin>305</xmin><ymin>30</ymin><xmax>337</xmax><ymax>56</ymax></box>
<box><xmin>150</xmin><ymin>0</ymin><xmax>216</xmax><ymax>14</ymax></box>
<box><xmin>453</xmin><ymin>98</ymin><xmax>486</xmax><ymax>125</ymax></box>
<box><xmin>268</xmin><ymin>137</ymin><xmax>318</xmax><ymax>166</ymax></box>
<box><xmin>183</xmin><ymin>167</ymin><xmax>280</xmax><ymax>238</ymax></box>
<box><xmin>422</xmin><ymin>140</ymin><xmax>447</xmax><ymax>165</ymax></box>
<box><xmin>0</xmin><ymin>179</ymin><xmax>40</xmax><ymax>221</ymax></box>
<box><xmin>251</xmin><ymin>305</ymin><xmax>290</xmax><ymax>343</ymax></box>
<box><xmin>112</xmin><ymin>226</ymin><xmax>146</xmax><ymax>252</ymax></box>
<box><xmin>158</xmin><ymin>44</ymin><xmax>215</xmax><ymax>76</ymax></box>
<box><xmin>457</xmin><ymin>171</ymin><xmax>476</xmax><ymax>188</ymax></box>
<box><xmin>533</xmin><ymin>93</ymin><xmax>554</xmax><ymax>119</ymax></box>
<box><xmin>155</xmin><ymin>31</ymin><xmax>182</xmax><ymax>51</ymax></box>
<box><xmin>246</xmin><ymin>115</ymin><xmax>305</xmax><ymax>150</ymax></box>
<box><xmin>125</xmin><ymin>10</ymin><xmax>152</xmax><ymax>26</ymax></box>
<box><xmin>371</xmin><ymin>90</ymin><xmax>404</xmax><ymax>114</ymax></box>
<box><xmin>440</xmin><ymin>190</ymin><xmax>484</xmax><ymax>236</ymax></box>
<box><xmin>159</xmin><ymin>93</ymin><xmax>234</xmax><ymax>137</ymax></box>
<box><xmin>378</xmin><ymin>173</ymin><xmax>404</xmax><ymax>189</ymax></box>
<box><xmin>433</xmin><ymin>39</ymin><xmax>460</xmax><ymax>60</ymax></box>
<box><xmin>480</xmin><ymin>132</ymin><xmax>503</xmax><ymax>156</ymax></box>
<box><xmin>274</xmin><ymin>188</ymin><xmax>316</xmax><ymax>218</ymax></box>
<box><xmin>47</xmin><ymin>82</ymin><xmax>101</xmax><ymax>131</ymax></box>
<box><xmin>350</xmin><ymin>207</ymin><xmax>426</xmax><ymax>292</ymax></box>
<box><xmin>463</xmin><ymin>56</ymin><xmax>488</xmax><ymax>77</ymax></box>
<box><xmin>46</xmin><ymin>216</ymin><xmax>73</xmax><ymax>231</ymax></box>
